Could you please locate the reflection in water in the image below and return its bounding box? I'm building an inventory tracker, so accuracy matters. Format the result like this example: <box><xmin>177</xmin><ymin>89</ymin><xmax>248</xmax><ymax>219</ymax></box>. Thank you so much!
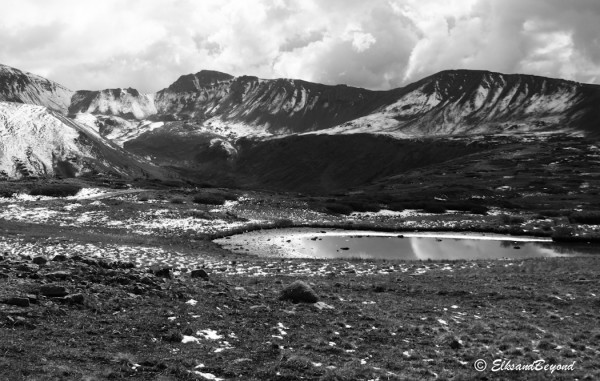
<box><xmin>300</xmin><ymin>236</ymin><xmax>569</xmax><ymax>260</ymax></box>
<box><xmin>215</xmin><ymin>229</ymin><xmax>600</xmax><ymax>260</ymax></box>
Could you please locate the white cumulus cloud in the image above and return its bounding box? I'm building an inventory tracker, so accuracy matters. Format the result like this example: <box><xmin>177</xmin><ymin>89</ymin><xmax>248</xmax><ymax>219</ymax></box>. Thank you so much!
<box><xmin>0</xmin><ymin>0</ymin><xmax>598</xmax><ymax>92</ymax></box>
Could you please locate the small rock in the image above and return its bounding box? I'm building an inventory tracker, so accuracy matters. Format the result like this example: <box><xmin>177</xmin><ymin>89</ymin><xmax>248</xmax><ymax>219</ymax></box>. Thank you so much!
<box><xmin>63</xmin><ymin>293</ymin><xmax>85</xmax><ymax>304</ymax></box>
<box><xmin>40</xmin><ymin>284</ymin><xmax>69</xmax><ymax>297</ymax></box>
<box><xmin>17</xmin><ymin>263</ymin><xmax>38</xmax><ymax>272</ymax></box>
<box><xmin>131</xmin><ymin>285</ymin><xmax>145</xmax><ymax>295</ymax></box>
<box><xmin>154</xmin><ymin>267</ymin><xmax>172</xmax><ymax>279</ymax></box>
<box><xmin>98</xmin><ymin>260</ymin><xmax>113</xmax><ymax>269</ymax></box>
<box><xmin>163</xmin><ymin>330</ymin><xmax>183</xmax><ymax>343</ymax></box>
<box><xmin>45</xmin><ymin>271</ymin><xmax>70</xmax><ymax>280</ymax></box>
<box><xmin>279</xmin><ymin>280</ymin><xmax>318</xmax><ymax>303</ymax></box>
<box><xmin>190</xmin><ymin>269</ymin><xmax>209</xmax><ymax>280</ymax></box>
<box><xmin>27</xmin><ymin>294</ymin><xmax>38</xmax><ymax>304</ymax></box>
<box><xmin>52</xmin><ymin>254</ymin><xmax>68</xmax><ymax>262</ymax></box>
<box><xmin>32</xmin><ymin>256</ymin><xmax>47</xmax><ymax>265</ymax></box>
<box><xmin>4</xmin><ymin>297</ymin><xmax>30</xmax><ymax>307</ymax></box>
<box><xmin>80</xmin><ymin>257</ymin><xmax>98</xmax><ymax>267</ymax></box>
<box><xmin>449</xmin><ymin>339</ymin><xmax>462</xmax><ymax>350</ymax></box>
<box><xmin>340</xmin><ymin>247</ymin><xmax>350</xmax><ymax>251</ymax></box>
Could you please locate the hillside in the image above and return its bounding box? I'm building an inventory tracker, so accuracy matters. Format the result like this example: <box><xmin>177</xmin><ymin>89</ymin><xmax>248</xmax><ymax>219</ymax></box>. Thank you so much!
<box><xmin>0</xmin><ymin>101</ymin><xmax>167</xmax><ymax>180</ymax></box>
<box><xmin>0</xmin><ymin>64</ymin><xmax>73</xmax><ymax>114</ymax></box>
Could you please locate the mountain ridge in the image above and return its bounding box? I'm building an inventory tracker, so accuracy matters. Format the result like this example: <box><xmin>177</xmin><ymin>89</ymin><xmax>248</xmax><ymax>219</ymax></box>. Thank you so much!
<box><xmin>2</xmin><ymin>62</ymin><xmax>599</xmax><ymax>138</ymax></box>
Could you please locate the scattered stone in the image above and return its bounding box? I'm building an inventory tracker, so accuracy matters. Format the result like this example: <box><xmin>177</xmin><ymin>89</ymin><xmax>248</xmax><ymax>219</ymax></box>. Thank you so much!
<box><xmin>279</xmin><ymin>280</ymin><xmax>318</xmax><ymax>303</ymax></box>
<box><xmin>45</xmin><ymin>271</ymin><xmax>71</xmax><ymax>280</ymax></box>
<box><xmin>63</xmin><ymin>293</ymin><xmax>85</xmax><ymax>304</ymax></box>
<box><xmin>27</xmin><ymin>294</ymin><xmax>38</xmax><ymax>304</ymax></box>
<box><xmin>131</xmin><ymin>285</ymin><xmax>145</xmax><ymax>295</ymax></box>
<box><xmin>98</xmin><ymin>260</ymin><xmax>113</xmax><ymax>269</ymax></box>
<box><xmin>163</xmin><ymin>330</ymin><xmax>183</xmax><ymax>343</ymax></box>
<box><xmin>190</xmin><ymin>269</ymin><xmax>209</xmax><ymax>280</ymax></box>
<box><xmin>4</xmin><ymin>297</ymin><xmax>30</xmax><ymax>307</ymax></box>
<box><xmin>17</xmin><ymin>263</ymin><xmax>39</xmax><ymax>272</ymax></box>
<box><xmin>449</xmin><ymin>339</ymin><xmax>462</xmax><ymax>350</ymax></box>
<box><xmin>32</xmin><ymin>256</ymin><xmax>47</xmax><ymax>265</ymax></box>
<box><xmin>340</xmin><ymin>247</ymin><xmax>349</xmax><ymax>251</ymax></box>
<box><xmin>52</xmin><ymin>254</ymin><xmax>68</xmax><ymax>262</ymax></box>
<box><xmin>116</xmin><ymin>261</ymin><xmax>135</xmax><ymax>269</ymax></box>
<box><xmin>314</xmin><ymin>301</ymin><xmax>334</xmax><ymax>310</ymax></box>
<box><xmin>249</xmin><ymin>304</ymin><xmax>270</xmax><ymax>310</ymax></box>
<box><xmin>40</xmin><ymin>284</ymin><xmax>69</xmax><ymax>297</ymax></box>
<box><xmin>154</xmin><ymin>267</ymin><xmax>172</xmax><ymax>279</ymax></box>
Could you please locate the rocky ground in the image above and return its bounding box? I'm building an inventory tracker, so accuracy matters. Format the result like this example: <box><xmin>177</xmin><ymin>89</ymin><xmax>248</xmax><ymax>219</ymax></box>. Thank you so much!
<box><xmin>0</xmin><ymin>185</ymin><xmax>599</xmax><ymax>380</ymax></box>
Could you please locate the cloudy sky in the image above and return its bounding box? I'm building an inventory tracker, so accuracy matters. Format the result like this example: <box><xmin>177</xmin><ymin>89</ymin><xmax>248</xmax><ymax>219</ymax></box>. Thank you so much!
<box><xmin>1</xmin><ymin>0</ymin><xmax>600</xmax><ymax>92</ymax></box>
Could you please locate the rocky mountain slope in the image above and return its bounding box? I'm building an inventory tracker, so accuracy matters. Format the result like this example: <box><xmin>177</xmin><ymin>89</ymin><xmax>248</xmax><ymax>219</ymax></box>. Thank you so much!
<box><xmin>1</xmin><ymin>62</ymin><xmax>600</xmax><ymax>186</ymax></box>
<box><xmin>0</xmin><ymin>101</ymin><xmax>165</xmax><ymax>179</ymax></box>
<box><xmin>153</xmin><ymin>70</ymin><xmax>396</xmax><ymax>136</ymax></box>
<box><xmin>0</xmin><ymin>64</ymin><xmax>73</xmax><ymax>114</ymax></box>
<box><xmin>2</xmin><ymin>63</ymin><xmax>600</xmax><ymax>141</ymax></box>
<box><xmin>313</xmin><ymin>70</ymin><xmax>600</xmax><ymax>137</ymax></box>
<box><xmin>69</xmin><ymin>88</ymin><xmax>157</xmax><ymax>119</ymax></box>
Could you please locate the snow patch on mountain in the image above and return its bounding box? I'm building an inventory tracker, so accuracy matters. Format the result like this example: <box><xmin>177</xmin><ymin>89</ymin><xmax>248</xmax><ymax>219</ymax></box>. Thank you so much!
<box><xmin>0</xmin><ymin>102</ymin><xmax>93</xmax><ymax>178</ymax></box>
<box><xmin>69</xmin><ymin>88</ymin><xmax>157</xmax><ymax>119</ymax></box>
<box><xmin>72</xmin><ymin>113</ymin><xmax>165</xmax><ymax>146</ymax></box>
<box><xmin>203</xmin><ymin>116</ymin><xmax>271</xmax><ymax>139</ymax></box>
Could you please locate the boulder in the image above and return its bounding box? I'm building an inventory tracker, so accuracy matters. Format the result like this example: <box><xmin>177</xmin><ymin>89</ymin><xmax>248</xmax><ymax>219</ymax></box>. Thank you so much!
<box><xmin>190</xmin><ymin>269</ymin><xmax>209</xmax><ymax>280</ymax></box>
<box><xmin>40</xmin><ymin>284</ymin><xmax>69</xmax><ymax>297</ymax></box>
<box><xmin>63</xmin><ymin>293</ymin><xmax>85</xmax><ymax>304</ymax></box>
<box><xmin>45</xmin><ymin>271</ymin><xmax>71</xmax><ymax>280</ymax></box>
<box><xmin>154</xmin><ymin>267</ymin><xmax>172</xmax><ymax>279</ymax></box>
<box><xmin>279</xmin><ymin>280</ymin><xmax>318</xmax><ymax>303</ymax></box>
<box><xmin>32</xmin><ymin>256</ymin><xmax>47</xmax><ymax>265</ymax></box>
<box><xmin>4</xmin><ymin>297</ymin><xmax>30</xmax><ymax>307</ymax></box>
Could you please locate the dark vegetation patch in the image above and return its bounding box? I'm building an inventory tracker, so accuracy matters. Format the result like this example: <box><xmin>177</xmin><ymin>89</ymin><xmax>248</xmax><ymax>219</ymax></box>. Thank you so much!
<box><xmin>324</xmin><ymin>203</ymin><xmax>354</xmax><ymax>215</ymax></box>
<box><xmin>569</xmin><ymin>212</ymin><xmax>600</xmax><ymax>224</ymax></box>
<box><xmin>29</xmin><ymin>184</ymin><xmax>82</xmax><ymax>197</ymax></box>
<box><xmin>193</xmin><ymin>190</ymin><xmax>238</xmax><ymax>205</ymax></box>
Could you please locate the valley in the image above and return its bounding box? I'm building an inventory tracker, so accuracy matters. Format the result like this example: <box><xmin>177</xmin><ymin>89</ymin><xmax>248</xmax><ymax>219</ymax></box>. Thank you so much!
<box><xmin>0</xmin><ymin>63</ymin><xmax>599</xmax><ymax>380</ymax></box>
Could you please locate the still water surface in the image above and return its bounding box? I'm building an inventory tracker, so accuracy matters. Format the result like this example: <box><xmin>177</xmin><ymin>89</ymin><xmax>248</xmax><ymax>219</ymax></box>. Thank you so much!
<box><xmin>215</xmin><ymin>228</ymin><xmax>598</xmax><ymax>260</ymax></box>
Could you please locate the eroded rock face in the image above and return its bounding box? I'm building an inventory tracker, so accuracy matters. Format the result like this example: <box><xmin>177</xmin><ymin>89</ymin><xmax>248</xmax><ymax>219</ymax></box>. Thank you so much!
<box><xmin>69</xmin><ymin>88</ymin><xmax>157</xmax><ymax>119</ymax></box>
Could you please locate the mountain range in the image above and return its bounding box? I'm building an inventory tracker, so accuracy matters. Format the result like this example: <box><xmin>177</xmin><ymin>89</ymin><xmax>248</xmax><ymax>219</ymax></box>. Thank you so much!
<box><xmin>0</xmin><ymin>62</ymin><xmax>598</xmax><ymax>190</ymax></box>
